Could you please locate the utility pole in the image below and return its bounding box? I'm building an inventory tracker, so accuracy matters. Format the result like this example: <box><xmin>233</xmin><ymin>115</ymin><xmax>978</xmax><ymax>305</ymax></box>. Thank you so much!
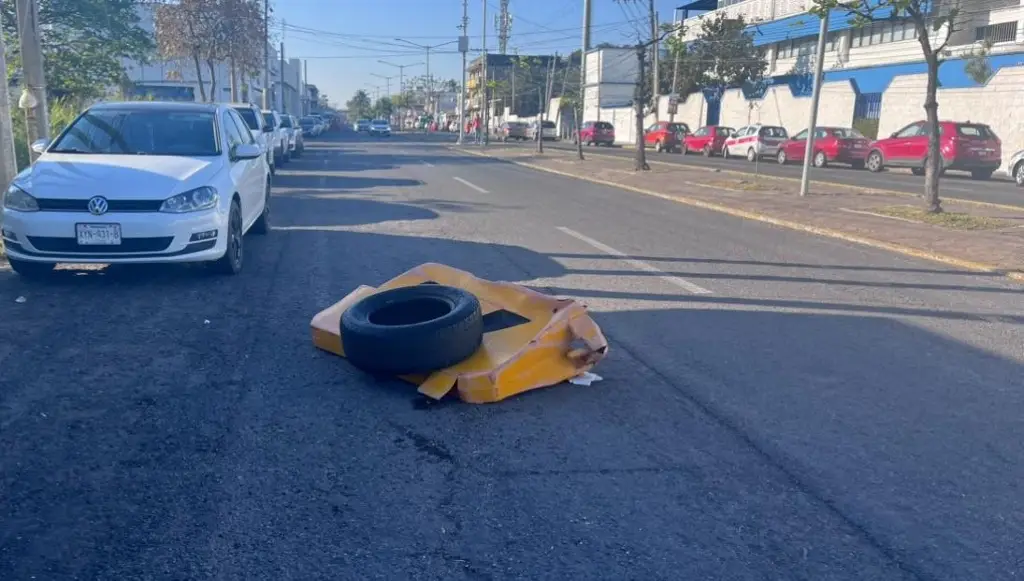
<box><xmin>371</xmin><ymin>74</ymin><xmax>393</xmax><ymax>96</ymax></box>
<box><xmin>669</xmin><ymin>9</ymin><xmax>680</xmax><ymax>123</ymax></box>
<box><xmin>262</xmin><ymin>0</ymin><xmax>270</xmax><ymax>108</ymax></box>
<box><xmin>15</xmin><ymin>0</ymin><xmax>48</xmax><ymax>161</ymax></box>
<box><xmin>393</xmin><ymin>39</ymin><xmax>457</xmax><ymax>116</ymax></box>
<box><xmin>458</xmin><ymin>0</ymin><xmax>469</xmax><ymax>145</ymax></box>
<box><xmin>482</xmin><ymin>0</ymin><xmax>489</xmax><ymax>145</ymax></box>
<box><xmin>279</xmin><ymin>42</ymin><xmax>286</xmax><ymax>113</ymax></box>
<box><xmin>649</xmin><ymin>0</ymin><xmax>659</xmax><ymax>107</ymax></box>
<box><xmin>496</xmin><ymin>0</ymin><xmax>511</xmax><ymax>54</ymax></box>
<box><xmin>303</xmin><ymin>60</ymin><xmax>308</xmax><ymax>114</ymax></box>
<box><xmin>0</xmin><ymin>11</ymin><xmax>18</xmax><ymax>185</ymax></box>
<box><xmin>577</xmin><ymin>0</ymin><xmax>591</xmax><ymax>160</ymax></box>
<box><xmin>799</xmin><ymin>10</ymin><xmax>830</xmax><ymax>197</ymax></box>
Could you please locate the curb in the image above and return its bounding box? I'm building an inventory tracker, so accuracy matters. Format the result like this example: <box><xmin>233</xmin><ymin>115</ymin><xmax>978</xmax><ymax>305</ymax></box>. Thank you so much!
<box><xmin>543</xmin><ymin>146</ymin><xmax>1024</xmax><ymax>213</ymax></box>
<box><xmin>453</xmin><ymin>147</ymin><xmax>1024</xmax><ymax>284</ymax></box>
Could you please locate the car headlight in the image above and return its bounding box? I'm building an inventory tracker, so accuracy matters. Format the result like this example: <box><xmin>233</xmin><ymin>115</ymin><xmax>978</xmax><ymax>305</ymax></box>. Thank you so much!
<box><xmin>2</xmin><ymin>184</ymin><xmax>39</xmax><ymax>212</ymax></box>
<box><xmin>160</xmin><ymin>186</ymin><xmax>219</xmax><ymax>213</ymax></box>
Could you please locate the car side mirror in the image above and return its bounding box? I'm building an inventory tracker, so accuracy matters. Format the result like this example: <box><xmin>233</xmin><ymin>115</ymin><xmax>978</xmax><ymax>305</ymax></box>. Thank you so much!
<box><xmin>231</xmin><ymin>143</ymin><xmax>262</xmax><ymax>161</ymax></box>
<box><xmin>263</xmin><ymin>125</ymin><xmax>274</xmax><ymax>133</ymax></box>
<box><xmin>30</xmin><ymin>138</ymin><xmax>49</xmax><ymax>154</ymax></box>
<box><xmin>890</xmin><ymin>132</ymin><xmax>898</xmax><ymax>138</ymax></box>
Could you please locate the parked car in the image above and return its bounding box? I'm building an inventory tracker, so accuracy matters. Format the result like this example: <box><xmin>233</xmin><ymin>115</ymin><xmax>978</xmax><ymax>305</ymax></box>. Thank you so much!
<box><xmin>261</xmin><ymin>109</ymin><xmax>290</xmax><ymax>164</ymax></box>
<box><xmin>286</xmin><ymin>115</ymin><xmax>304</xmax><ymax>157</ymax></box>
<box><xmin>354</xmin><ymin>119</ymin><xmax>371</xmax><ymax>132</ymax></box>
<box><xmin>299</xmin><ymin>116</ymin><xmax>319</xmax><ymax>139</ymax></box>
<box><xmin>723</xmin><ymin>124</ymin><xmax>789</xmax><ymax>162</ymax></box>
<box><xmin>683</xmin><ymin>125</ymin><xmax>733</xmax><ymax>156</ymax></box>
<box><xmin>499</xmin><ymin>122</ymin><xmax>529</xmax><ymax>141</ymax></box>
<box><xmin>231</xmin><ymin>102</ymin><xmax>275</xmax><ymax>175</ymax></box>
<box><xmin>643</xmin><ymin>121</ymin><xmax>688</xmax><ymax>153</ymax></box>
<box><xmin>575</xmin><ymin>121</ymin><xmax>615</xmax><ymax>146</ymax></box>
<box><xmin>311</xmin><ymin>115</ymin><xmax>326</xmax><ymax>134</ymax></box>
<box><xmin>279</xmin><ymin>114</ymin><xmax>302</xmax><ymax>158</ymax></box>
<box><xmin>526</xmin><ymin>120</ymin><xmax>558</xmax><ymax>140</ymax></box>
<box><xmin>776</xmin><ymin>126</ymin><xmax>871</xmax><ymax>168</ymax></box>
<box><xmin>864</xmin><ymin>120</ymin><xmax>1001</xmax><ymax>180</ymax></box>
<box><xmin>369</xmin><ymin>119</ymin><xmax>391</xmax><ymax>136</ymax></box>
<box><xmin>1008</xmin><ymin>149</ymin><xmax>1024</xmax><ymax>187</ymax></box>
<box><xmin>0</xmin><ymin>101</ymin><xmax>270</xmax><ymax>277</ymax></box>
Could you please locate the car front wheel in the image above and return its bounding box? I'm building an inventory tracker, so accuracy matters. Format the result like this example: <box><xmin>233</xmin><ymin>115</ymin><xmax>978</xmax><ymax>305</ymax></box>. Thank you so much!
<box><xmin>1015</xmin><ymin>162</ymin><xmax>1024</xmax><ymax>187</ymax></box>
<box><xmin>211</xmin><ymin>200</ymin><xmax>244</xmax><ymax>275</ymax></box>
<box><xmin>866</xmin><ymin>151</ymin><xmax>884</xmax><ymax>172</ymax></box>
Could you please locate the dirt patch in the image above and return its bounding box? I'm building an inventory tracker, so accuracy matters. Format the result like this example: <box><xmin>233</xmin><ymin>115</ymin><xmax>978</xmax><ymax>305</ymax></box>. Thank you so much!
<box><xmin>871</xmin><ymin>205</ymin><xmax>1010</xmax><ymax>230</ymax></box>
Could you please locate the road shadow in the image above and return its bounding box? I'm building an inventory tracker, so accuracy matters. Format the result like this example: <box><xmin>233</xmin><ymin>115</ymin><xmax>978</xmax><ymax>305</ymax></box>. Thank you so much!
<box><xmin>273</xmin><ymin>173</ymin><xmax>423</xmax><ymax>191</ymax></box>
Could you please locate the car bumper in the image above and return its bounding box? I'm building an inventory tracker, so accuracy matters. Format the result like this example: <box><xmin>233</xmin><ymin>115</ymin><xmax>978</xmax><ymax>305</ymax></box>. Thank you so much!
<box><xmin>834</xmin><ymin>149</ymin><xmax>869</xmax><ymax>162</ymax></box>
<box><xmin>370</xmin><ymin>130</ymin><xmax>391</xmax><ymax>136</ymax></box>
<box><xmin>944</xmin><ymin>158</ymin><xmax>1001</xmax><ymax>171</ymax></box>
<box><xmin>1</xmin><ymin>207</ymin><xmax>229</xmax><ymax>264</ymax></box>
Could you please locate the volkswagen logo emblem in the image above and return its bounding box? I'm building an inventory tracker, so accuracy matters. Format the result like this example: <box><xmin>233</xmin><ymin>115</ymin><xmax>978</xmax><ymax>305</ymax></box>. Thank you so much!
<box><xmin>87</xmin><ymin>196</ymin><xmax>109</xmax><ymax>216</ymax></box>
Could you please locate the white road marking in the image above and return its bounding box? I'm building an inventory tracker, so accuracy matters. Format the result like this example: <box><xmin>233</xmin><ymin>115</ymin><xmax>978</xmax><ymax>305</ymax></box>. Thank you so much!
<box><xmin>556</xmin><ymin>227</ymin><xmax>713</xmax><ymax>295</ymax></box>
<box><xmin>421</xmin><ymin>160</ymin><xmax>436</xmax><ymax>167</ymax></box>
<box><xmin>453</xmin><ymin>176</ymin><xmax>489</xmax><ymax>194</ymax></box>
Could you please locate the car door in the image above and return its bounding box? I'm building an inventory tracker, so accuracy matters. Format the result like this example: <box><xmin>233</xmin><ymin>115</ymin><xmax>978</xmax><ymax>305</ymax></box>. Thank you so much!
<box><xmin>221</xmin><ymin>110</ymin><xmax>259</xmax><ymax>228</ymax></box>
<box><xmin>644</xmin><ymin>122</ymin><xmax>660</xmax><ymax>146</ymax></box>
<box><xmin>888</xmin><ymin>122</ymin><xmax>924</xmax><ymax>165</ymax></box>
<box><xmin>229</xmin><ymin>110</ymin><xmax>265</xmax><ymax>208</ymax></box>
<box><xmin>687</xmin><ymin>126</ymin><xmax>708</xmax><ymax>151</ymax></box>
<box><xmin>786</xmin><ymin>129</ymin><xmax>809</xmax><ymax>159</ymax></box>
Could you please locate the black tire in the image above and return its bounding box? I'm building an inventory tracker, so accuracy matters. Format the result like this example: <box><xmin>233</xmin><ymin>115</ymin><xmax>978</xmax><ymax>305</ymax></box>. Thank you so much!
<box><xmin>251</xmin><ymin>178</ymin><xmax>271</xmax><ymax>235</ymax></box>
<box><xmin>911</xmin><ymin>166</ymin><xmax>925</xmax><ymax>176</ymax></box>
<box><xmin>7</xmin><ymin>258</ymin><xmax>55</xmax><ymax>278</ymax></box>
<box><xmin>211</xmin><ymin>200</ymin><xmax>243</xmax><ymax>274</ymax></box>
<box><xmin>341</xmin><ymin>285</ymin><xmax>484</xmax><ymax>375</ymax></box>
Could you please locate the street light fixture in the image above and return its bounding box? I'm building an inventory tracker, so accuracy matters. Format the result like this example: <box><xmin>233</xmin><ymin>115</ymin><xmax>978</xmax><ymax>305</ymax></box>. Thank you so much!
<box><xmin>370</xmin><ymin>73</ymin><xmax>394</xmax><ymax>96</ymax></box>
<box><xmin>378</xmin><ymin>60</ymin><xmax>424</xmax><ymax>96</ymax></box>
<box><xmin>392</xmin><ymin>38</ymin><xmax>458</xmax><ymax>115</ymax></box>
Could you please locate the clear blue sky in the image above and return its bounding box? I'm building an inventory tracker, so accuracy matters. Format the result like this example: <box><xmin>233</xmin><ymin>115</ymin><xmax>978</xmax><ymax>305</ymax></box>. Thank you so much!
<box><xmin>276</xmin><ymin>0</ymin><xmax>686</xmax><ymax>108</ymax></box>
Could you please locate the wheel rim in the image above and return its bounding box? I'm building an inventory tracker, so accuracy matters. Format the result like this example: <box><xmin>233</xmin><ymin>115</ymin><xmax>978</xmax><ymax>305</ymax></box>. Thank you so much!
<box><xmin>868</xmin><ymin>153</ymin><xmax>880</xmax><ymax>171</ymax></box>
<box><xmin>229</xmin><ymin>207</ymin><xmax>242</xmax><ymax>268</ymax></box>
<box><xmin>748</xmin><ymin>149</ymin><xmax>755</xmax><ymax>161</ymax></box>
<box><xmin>1016</xmin><ymin>164</ymin><xmax>1024</xmax><ymax>185</ymax></box>
<box><xmin>815</xmin><ymin>152</ymin><xmax>825</xmax><ymax>167</ymax></box>
<box><xmin>778</xmin><ymin>151</ymin><xmax>786</xmax><ymax>164</ymax></box>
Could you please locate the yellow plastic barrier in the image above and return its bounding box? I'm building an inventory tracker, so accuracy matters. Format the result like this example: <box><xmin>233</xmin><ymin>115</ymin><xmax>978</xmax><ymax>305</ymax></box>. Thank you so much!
<box><xmin>310</xmin><ymin>263</ymin><xmax>608</xmax><ymax>403</ymax></box>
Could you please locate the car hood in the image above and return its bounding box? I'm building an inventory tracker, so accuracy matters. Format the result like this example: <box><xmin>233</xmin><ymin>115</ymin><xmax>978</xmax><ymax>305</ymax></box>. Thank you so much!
<box><xmin>15</xmin><ymin>154</ymin><xmax>223</xmax><ymax>200</ymax></box>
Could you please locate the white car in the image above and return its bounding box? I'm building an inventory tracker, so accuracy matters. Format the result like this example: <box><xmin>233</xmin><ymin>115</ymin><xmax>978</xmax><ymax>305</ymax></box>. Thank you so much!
<box><xmin>1</xmin><ymin>101</ymin><xmax>271</xmax><ymax>277</ymax></box>
<box><xmin>369</xmin><ymin>119</ymin><xmax>391</xmax><ymax>136</ymax></box>
<box><xmin>231</xmin><ymin>102</ymin><xmax>275</xmax><ymax>175</ymax></box>
<box><xmin>723</xmin><ymin>124</ymin><xmax>789</xmax><ymax>162</ymax></box>
<box><xmin>261</xmin><ymin>109</ymin><xmax>290</xmax><ymax>164</ymax></box>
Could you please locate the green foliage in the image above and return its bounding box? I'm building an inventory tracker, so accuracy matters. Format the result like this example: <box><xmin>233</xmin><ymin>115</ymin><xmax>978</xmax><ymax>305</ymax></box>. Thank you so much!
<box><xmin>1</xmin><ymin>0</ymin><xmax>154</xmax><ymax>100</ymax></box>
<box><xmin>11</xmin><ymin>97</ymin><xmax>81</xmax><ymax>170</ymax></box>
<box><xmin>372</xmin><ymin>96</ymin><xmax>393</xmax><ymax>119</ymax></box>
<box><xmin>964</xmin><ymin>40</ymin><xmax>994</xmax><ymax>84</ymax></box>
<box><xmin>687</xmin><ymin>14</ymin><xmax>767</xmax><ymax>93</ymax></box>
<box><xmin>346</xmin><ymin>90</ymin><xmax>372</xmax><ymax>119</ymax></box>
<box><xmin>852</xmin><ymin>117</ymin><xmax>879</xmax><ymax>139</ymax></box>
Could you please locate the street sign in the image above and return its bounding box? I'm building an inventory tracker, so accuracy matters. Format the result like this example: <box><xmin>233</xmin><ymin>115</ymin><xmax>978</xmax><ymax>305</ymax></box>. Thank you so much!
<box><xmin>458</xmin><ymin>36</ymin><xmax>469</xmax><ymax>53</ymax></box>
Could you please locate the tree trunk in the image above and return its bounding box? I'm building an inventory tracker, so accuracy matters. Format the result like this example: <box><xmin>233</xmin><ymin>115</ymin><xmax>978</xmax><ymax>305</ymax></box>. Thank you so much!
<box><xmin>922</xmin><ymin>61</ymin><xmax>942</xmax><ymax>213</ymax></box>
<box><xmin>206</xmin><ymin>60</ymin><xmax>218</xmax><ymax>103</ymax></box>
<box><xmin>192</xmin><ymin>54</ymin><xmax>207</xmax><ymax>102</ymax></box>
<box><xmin>230</xmin><ymin>57</ymin><xmax>238</xmax><ymax>102</ymax></box>
<box><xmin>634</xmin><ymin>45</ymin><xmax>649</xmax><ymax>171</ymax></box>
<box><xmin>575</xmin><ymin>104</ymin><xmax>584</xmax><ymax>161</ymax></box>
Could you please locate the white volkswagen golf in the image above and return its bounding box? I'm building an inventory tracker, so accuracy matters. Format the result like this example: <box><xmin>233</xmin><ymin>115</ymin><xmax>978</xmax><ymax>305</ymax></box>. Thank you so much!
<box><xmin>1</xmin><ymin>101</ymin><xmax>271</xmax><ymax>276</ymax></box>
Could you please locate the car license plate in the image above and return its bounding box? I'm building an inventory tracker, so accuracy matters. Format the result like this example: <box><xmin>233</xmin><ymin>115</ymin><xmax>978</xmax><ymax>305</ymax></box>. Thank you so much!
<box><xmin>76</xmin><ymin>223</ymin><xmax>122</xmax><ymax>246</ymax></box>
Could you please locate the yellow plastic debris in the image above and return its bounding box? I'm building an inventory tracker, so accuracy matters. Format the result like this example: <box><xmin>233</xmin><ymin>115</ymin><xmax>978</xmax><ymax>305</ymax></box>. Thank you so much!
<box><xmin>310</xmin><ymin>263</ymin><xmax>608</xmax><ymax>403</ymax></box>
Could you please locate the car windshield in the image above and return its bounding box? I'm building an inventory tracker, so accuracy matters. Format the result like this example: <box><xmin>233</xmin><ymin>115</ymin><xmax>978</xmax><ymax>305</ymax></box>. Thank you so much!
<box><xmin>667</xmin><ymin>123</ymin><xmax>688</xmax><ymax>133</ymax></box>
<box><xmin>49</xmin><ymin>109</ymin><xmax>219</xmax><ymax>156</ymax></box>
<box><xmin>957</xmin><ymin>124</ymin><xmax>995</xmax><ymax>138</ymax></box>
<box><xmin>759</xmin><ymin>126</ymin><xmax>787</xmax><ymax>138</ymax></box>
<box><xmin>300</xmin><ymin>117</ymin><xmax>315</xmax><ymax>125</ymax></box>
<box><xmin>372</xmin><ymin>120</ymin><xmax>388</xmax><ymax>125</ymax></box>
<box><xmin>279</xmin><ymin>116</ymin><xmax>292</xmax><ymax>128</ymax></box>
<box><xmin>595</xmin><ymin>122</ymin><xmax>613</xmax><ymax>130</ymax></box>
<box><xmin>234</xmin><ymin>107</ymin><xmax>260</xmax><ymax>130</ymax></box>
<box><xmin>831</xmin><ymin>128</ymin><xmax>865</xmax><ymax>138</ymax></box>
<box><xmin>358</xmin><ymin>119</ymin><xmax>370</xmax><ymax>124</ymax></box>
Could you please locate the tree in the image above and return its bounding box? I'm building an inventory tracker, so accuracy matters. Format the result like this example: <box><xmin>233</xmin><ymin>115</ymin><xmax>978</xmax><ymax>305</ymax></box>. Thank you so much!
<box><xmin>810</xmin><ymin>0</ymin><xmax>962</xmax><ymax>213</ymax></box>
<box><xmin>153</xmin><ymin>0</ymin><xmax>264</xmax><ymax>102</ymax></box>
<box><xmin>346</xmin><ymin>90</ymin><xmax>372</xmax><ymax>119</ymax></box>
<box><xmin>687</xmin><ymin>14</ymin><xmax>767</xmax><ymax>102</ymax></box>
<box><xmin>373</xmin><ymin>96</ymin><xmax>393</xmax><ymax>119</ymax></box>
<box><xmin>1</xmin><ymin>0</ymin><xmax>154</xmax><ymax>101</ymax></box>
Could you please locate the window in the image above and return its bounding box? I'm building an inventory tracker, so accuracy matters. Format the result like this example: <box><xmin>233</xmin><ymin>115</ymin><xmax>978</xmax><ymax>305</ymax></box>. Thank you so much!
<box><xmin>853</xmin><ymin>20</ymin><xmax>918</xmax><ymax>48</ymax></box>
<box><xmin>50</xmin><ymin>109</ymin><xmax>219</xmax><ymax>156</ymax></box>
<box><xmin>262</xmin><ymin>112</ymin><xmax>277</xmax><ymax>128</ymax></box>
<box><xmin>957</xmin><ymin>124</ymin><xmax>995</xmax><ymax>138</ymax></box>
<box><xmin>646</xmin><ymin>123</ymin><xmax>660</xmax><ymax>132</ymax></box>
<box><xmin>228</xmin><ymin>110</ymin><xmax>255</xmax><ymax>144</ymax></box>
<box><xmin>813</xmin><ymin>128</ymin><xmax>830</xmax><ymax>139</ymax></box>
<box><xmin>976</xmin><ymin>21</ymin><xmax>1018</xmax><ymax>43</ymax></box>
<box><xmin>793</xmin><ymin>129</ymin><xmax>809</xmax><ymax>140</ymax></box>
<box><xmin>759</xmin><ymin>126</ymin><xmax>787</xmax><ymax>138</ymax></box>
<box><xmin>831</xmin><ymin>128</ymin><xmax>865</xmax><ymax>138</ymax></box>
<box><xmin>693</xmin><ymin>127</ymin><xmax>709</xmax><ymax>137</ymax></box>
<box><xmin>717</xmin><ymin>126</ymin><xmax>734</xmax><ymax>136</ymax></box>
<box><xmin>222</xmin><ymin>112</ymin><xmax>245</xmax><ymax>149</ymax></box>
<box><xmin>234</xmin><ymin>107</ymin><xmax>261</xmax><ymax>130</ymax></box>
<box><xmin>895</xmin><ymin>123</ymin><xmax>923</xmax><ymax>138</ymax></box>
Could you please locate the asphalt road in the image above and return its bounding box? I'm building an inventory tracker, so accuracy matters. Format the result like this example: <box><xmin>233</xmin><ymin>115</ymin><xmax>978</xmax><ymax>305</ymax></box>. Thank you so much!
<box><xmin>513</xmin><ymin>138</ymin><xmax>1024</xmax><ymax>208</ymax></box>
<box><xmin>2</xmin><ymin>131</ymin><xmax>1023</xmax><ymax>580</ymax></box>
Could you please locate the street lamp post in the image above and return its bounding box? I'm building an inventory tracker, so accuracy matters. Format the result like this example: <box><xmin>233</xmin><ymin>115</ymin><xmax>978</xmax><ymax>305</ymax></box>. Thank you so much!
<box><xmin>393</xmin><ymin>38</ymin><xmax>458</xmax><ymax>116</ymax></box>
<box><xmin>370</xmin><ymin>73</ymin><xmax>394</xmax><ymax>97</ymax></box>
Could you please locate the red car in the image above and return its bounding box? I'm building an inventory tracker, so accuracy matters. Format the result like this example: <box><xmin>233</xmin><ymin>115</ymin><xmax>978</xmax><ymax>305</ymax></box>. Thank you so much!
<box><xmin>644</xmin><ymin>121</ymin><xmax>688</xmax><ymax>153</ymax></box>
<box><xmin>776</xmin><ymin>127</ymin><xmax>871</xmax><ymax>168</ymax></box>
<box><xmin>576</xmin><ymin>121</ymin><xmax>615</xmax><ymax>146</ymax></box>
<box><xmin>683</xmin><ymin>125</ymin><xmax>734</xmax><ymax>156</ymax></box>
<box><xmin>864</xmin><ymin>120</ymin><xmax>1001</xmax><ymax>180</ymax></box>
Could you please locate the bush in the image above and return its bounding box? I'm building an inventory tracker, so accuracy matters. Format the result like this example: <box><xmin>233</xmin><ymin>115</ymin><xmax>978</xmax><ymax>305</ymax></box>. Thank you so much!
<box><xmin>12</xmin><ymin>98</ymin><xmax>84</xmax><ymax>170</ymax></box>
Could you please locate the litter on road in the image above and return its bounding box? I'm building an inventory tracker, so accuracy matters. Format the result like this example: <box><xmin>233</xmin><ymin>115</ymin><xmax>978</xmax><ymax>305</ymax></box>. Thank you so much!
<box><xmin>310</xmin><ymin>263</ymin><xmax>608</xmax><ymax>403</ymax></box>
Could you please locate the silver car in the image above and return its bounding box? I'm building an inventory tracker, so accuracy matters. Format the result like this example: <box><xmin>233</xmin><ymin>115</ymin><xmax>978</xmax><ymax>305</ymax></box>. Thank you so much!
<box><xmin>1008</xmin><ymin>149</ymin><xmax>1024</xmax><ymax>187</ymax></box>
<box><xmin>231</xmin><ymin>102</ymin><xmax>276</xmax><ymax>175</ymax></box>
<box><xmin>261</xmin><ymin>110</ymin><xmax>290</xmax><ymax>164</ymax></box>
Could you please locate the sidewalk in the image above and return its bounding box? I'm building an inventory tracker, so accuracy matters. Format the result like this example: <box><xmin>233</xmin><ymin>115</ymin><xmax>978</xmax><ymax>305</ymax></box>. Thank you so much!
<box><xmin>459</xmin><ymin>145</ymin><xmax>1024</xmax><ymax>279</ymax></box>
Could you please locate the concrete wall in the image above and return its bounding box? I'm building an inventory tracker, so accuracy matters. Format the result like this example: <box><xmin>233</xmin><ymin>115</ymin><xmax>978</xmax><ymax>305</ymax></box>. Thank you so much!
<box><xmin>719</xmin><ymin>79</ymin><xmax>856</xmax><ymax>132</ymax></box>
<box><xmin>878</xmin><ymin>66</ymin><xmax>1024</xmax><ymax>173</ymax></box>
